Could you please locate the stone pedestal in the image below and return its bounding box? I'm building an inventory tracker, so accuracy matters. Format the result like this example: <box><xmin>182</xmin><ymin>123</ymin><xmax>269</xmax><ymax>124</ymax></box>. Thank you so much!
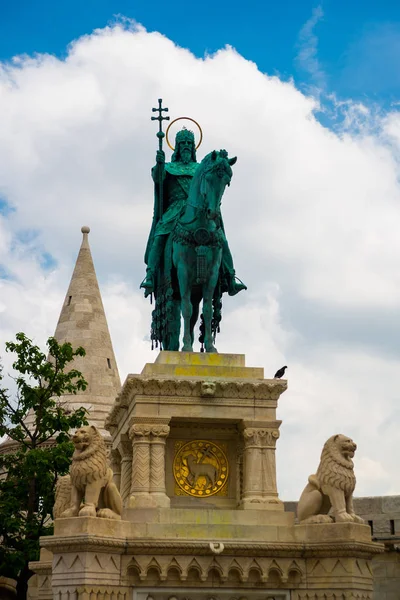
<box><xmin>108</xmin><ymin>351</ymin><xmax>286</xmax><ymax>512</ymax></box>
<box><xmin>32</xmin><ymin>352</ymin><xmax>383</xmax><ymax>599</ymax></box>
<box><xmin>38</xmin><ymin>514</ymin><xmax>381</xmax><ymax>599</ymax></box>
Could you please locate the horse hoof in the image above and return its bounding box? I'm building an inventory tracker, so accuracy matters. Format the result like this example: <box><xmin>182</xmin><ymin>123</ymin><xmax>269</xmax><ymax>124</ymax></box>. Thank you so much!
<box><xmin>182</xmin><ymin>345</ymin><xmax>193</xmax><ymax>352</ymax></box>
<box><xmin>206</xmin><ymin>346</ymin><xmax>218</xmax><ymax>353</ymax></box>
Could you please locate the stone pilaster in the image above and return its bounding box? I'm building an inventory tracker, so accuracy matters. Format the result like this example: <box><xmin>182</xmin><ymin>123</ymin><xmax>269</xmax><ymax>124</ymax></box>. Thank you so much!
<box><xmin>129</xmin><ymin>423</ymin><xmax>152</xmax><ymax>507</ymax></box>
<box><xmin>149</xmin><ymin>424</ymin><xmax>170</xmax><ymax>508</ymax></box>
<box><xmin>110</xmin><ymin>448</ymin><xmax>121</xmax><ymax>490</ymax></box>
<box><xmin>129</xmin><ymin>420</ymin><xmax>170</xmax><ymax>508</ymax></box>
<box><xmin>118</xmin><ymin>441</ymin><xmax>132</xmax><ymax>507</ymax></box>
<box><xmin>240</xmin><ymin>421</ymin><xmax>283</xmax><ymax>510</ymax></box>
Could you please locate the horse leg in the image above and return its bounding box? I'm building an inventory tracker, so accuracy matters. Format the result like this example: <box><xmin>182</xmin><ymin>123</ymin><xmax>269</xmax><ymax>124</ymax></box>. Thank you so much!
<box><xmin>190</xmin><ymin>290</ymin><xmax>201</xmax><ymax>346</ymax></box>
<box><xmin>176</xmin><ymin>266</ymin><xmax>193</xmax><ymax>352</ymax></box>
<box><xmin>203</xmin><ymin>251</ymin><xmax>222</xmax><ymax>353</ymax></box>
<box><xmin>167</xmin><ymin>300</ymin><xmax>181</xmax><ymax>351</ymax></box>
<box><xmin>173</xmin><ymin>242</ymin><xmax>194</xmax><ymax>352</ymax></box>
<box><xmin>181</xmin><ymin>288</ymin><xmax>193</xmax><ymax>351</ymax></box>
<box><xmin>202</xmin><ymin>291</ymin><xmax>216</xmax><ymax>353</ymax></box>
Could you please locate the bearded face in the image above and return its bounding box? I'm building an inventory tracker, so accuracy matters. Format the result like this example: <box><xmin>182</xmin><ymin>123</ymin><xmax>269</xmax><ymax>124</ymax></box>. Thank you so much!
<box><xmin>178</xmin><ymin>140</ymin><xmax>194</xmax><ymax>164</ymax></box>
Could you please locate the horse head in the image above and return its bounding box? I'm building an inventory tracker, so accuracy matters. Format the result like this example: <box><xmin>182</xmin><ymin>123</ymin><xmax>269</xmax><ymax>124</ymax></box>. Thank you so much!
<box><xmin>193</xmin><ymin>149</ymin><xmax>237</xmax><ymax>220</ymax></box>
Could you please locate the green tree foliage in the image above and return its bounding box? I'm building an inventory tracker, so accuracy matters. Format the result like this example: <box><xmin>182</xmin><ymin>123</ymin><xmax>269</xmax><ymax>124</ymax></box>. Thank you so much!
<box><xmin>0</xmin><ymin>333</ymin><xmax>88</xmax><ymax>599</ymax></box>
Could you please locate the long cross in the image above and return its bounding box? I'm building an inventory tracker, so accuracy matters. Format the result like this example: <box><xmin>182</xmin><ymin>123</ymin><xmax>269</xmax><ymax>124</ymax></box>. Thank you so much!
<box><xmin>151</xmin><ymin>98</ymin><xmax>169</xmax><ymax>151</ymax></box>
<box><xmin>198</xmin><ymin>444</ymin><xmax>214</xmax><ymax>464</ymax></box>
<box><xmin>151</xmin><ymin>99</ymin><xmax>169</xmax><ymax>223</ymax></box>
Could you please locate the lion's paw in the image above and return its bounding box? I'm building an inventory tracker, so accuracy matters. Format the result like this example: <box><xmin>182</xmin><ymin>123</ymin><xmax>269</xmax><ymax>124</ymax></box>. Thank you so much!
<box><xmin>79</xmin><ymin>504</ymin><xmax>97</xmax><ymax>518</ymax></box>
<box><xmin>60</xmin><ymin>508</ymin><xmax>79</xmax><ymax>518</ymax></box>
<box><xmin>334</xmin><ymin>512</ymin><xmax>354</xmax><ymax>523</ymax></box>
<box><xmin>351</xmin><ymin>514</ymin><xmax>365</xmax><ymax>524</ymax></box>
<box><xmin>300</xmin><ymin>514</ymin><xmax>333</xmax><ymax>524</ymax></box>
<box><xmin>97</xmin><ymin>508</ymin><xmax>122</xmax><ymax>520</ymax></box>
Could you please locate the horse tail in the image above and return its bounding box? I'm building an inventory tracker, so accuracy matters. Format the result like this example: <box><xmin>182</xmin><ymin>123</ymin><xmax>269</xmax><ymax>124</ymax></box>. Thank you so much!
<box><xmin>199</xmin><ymin>314</ymin><xmax>205</xmax><ymax>352</ymax></box>
<box><xmin>212</xmin><ymin>286</ymin><xmax>223</xmax><ymax>342</ymax></box>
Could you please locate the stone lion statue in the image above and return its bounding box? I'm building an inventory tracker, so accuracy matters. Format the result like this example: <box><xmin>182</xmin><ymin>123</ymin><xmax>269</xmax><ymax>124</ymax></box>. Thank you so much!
<box><xmin>54</xmin><ymin>425</ymin><xmax>122</xmax><ymax>520</ymax></box>
<box><xmin>297</xmin><ymin>434</ymin><xmax>364</xmax><ymax>525</ymax></box>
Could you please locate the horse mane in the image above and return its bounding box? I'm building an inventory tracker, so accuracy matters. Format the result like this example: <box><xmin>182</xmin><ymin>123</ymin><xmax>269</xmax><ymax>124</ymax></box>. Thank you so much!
<box><xmin>190</xmin><ymin>151</ymin><xmax>232</xmax><ymax>200</ymax></box>
<box><xmin>191</xmin><ymin>151</ymin><xmax>215</xmax><ymax>182</ymax></box>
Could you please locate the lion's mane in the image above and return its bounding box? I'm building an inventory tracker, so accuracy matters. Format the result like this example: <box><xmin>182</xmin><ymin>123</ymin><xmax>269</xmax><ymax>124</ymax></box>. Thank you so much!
<box><xmin>314</xmin><ymin>434</ymin><xmax>356</xmax><ymax>495</ymax></box>
<box><xmin>70</xmin><ymin>426</ymin><xmax>108</xmax><ymax>488</ymax></box>
<box><xmin>53</xmin><ymin>475</ymin><xmax>73</xmax><ymax>519</ymax></box>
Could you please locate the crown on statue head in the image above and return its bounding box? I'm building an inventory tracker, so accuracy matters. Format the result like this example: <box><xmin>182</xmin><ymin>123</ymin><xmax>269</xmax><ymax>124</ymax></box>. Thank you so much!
<box><xmin>175</xmin><ymin>128</ymin><xmax>195</xmax><ymax>144</ymax></box>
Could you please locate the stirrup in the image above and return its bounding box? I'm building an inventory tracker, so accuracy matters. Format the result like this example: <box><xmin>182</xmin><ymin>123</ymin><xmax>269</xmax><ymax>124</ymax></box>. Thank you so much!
<box><xmin>140</xmin><ymin>272</ymin><xmax>154</xmax><ymax>289</ymax></box>
<box><xmin>228</xmin><ymin>275</ymin><xmax>247</xmax><ymax>296</ymax></box>
<box><xmin>140</xmin><ymin>275</ymin><xmax>155</xmax><ymax>299</ymax></box>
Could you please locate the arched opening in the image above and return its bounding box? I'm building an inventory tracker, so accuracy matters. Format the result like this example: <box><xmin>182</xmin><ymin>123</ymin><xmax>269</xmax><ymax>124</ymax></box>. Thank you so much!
<box><xmin>167</xmin><ymin>567</ymin><xmax>182</xmax><ymax>584</ymax></box>
<box><xmin>227</xmin><ymin>568</ymin><xmax>242</xmax><ymax>584</ymax></box>
<box><xmin>146</xmin><ymin>567</ymin><xmax>161</xmax><ymax>585</ymax></box>
<box><xmin>288</xmin><ymin>568</ymin><xmax>302</xmax><ymax>584</ymax></box>
<box><xmin>248</xmin><ymin>567</ymin><xmax>262</xmax><ymax>584</ymax></box>
<box><xmin>187</xmin><ymin>567</ymin><xmax>202</xmax><ymax>583</ymax></box>
<box><xmin>267</xmin><ymin>568</ymin><xmax>282</xmax><ymax>586</ymax></box>
<box><xmin>205</xmin><ymin>567</ymin><xmax>222</xmax><ymax>586</ymax></box>
<box><xmin>127</xmin><ymin>565</ymin><xmax>141</xmax><ymax>585</ymax></box>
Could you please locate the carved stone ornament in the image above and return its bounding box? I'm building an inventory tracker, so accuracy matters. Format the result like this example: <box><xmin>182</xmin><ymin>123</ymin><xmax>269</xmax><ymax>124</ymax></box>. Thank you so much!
<box><xmin>200</xmin><ymin>381</ymin><xmax>216</xmax><ymax>397</ymax></box>
<box><xmin>173</xmin><ymin>440</ymin><xmax>228</xmax><ymax>497</ymax></box>
<box><xmin>129</xmin><ymin>423</ymin><xmax>170</xmax><ymax>439</ymax></box>
<box><xmin>53</xmin><ymin>425</ymin><xmax>123</xmax><ymax>520</ymax></box>
<box><xmin>105</xmin><ymin>377</ymin><xmax>287</xmax><ymax>433</ymax></box>
<box><xmin>243</xmin><ymin>428</ymin><xmax>280</xmax><ymax>447</ymax></box>
<box><xmin>297</xmin><ymin>434</ymin><xmax>365</xmax><ymax>525</ymax></box>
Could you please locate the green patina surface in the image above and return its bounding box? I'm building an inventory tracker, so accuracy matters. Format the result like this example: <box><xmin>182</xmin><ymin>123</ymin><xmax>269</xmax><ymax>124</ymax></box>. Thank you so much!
<box><xmin>141</xmin><ymin>100</ymin><xmax>247</xmax><ymax>353</ymax></box>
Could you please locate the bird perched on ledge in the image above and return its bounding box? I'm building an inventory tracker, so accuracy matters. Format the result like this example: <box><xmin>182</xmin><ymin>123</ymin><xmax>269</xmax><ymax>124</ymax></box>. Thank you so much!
<box><xmin>274</xmin><ymin>365</ymin><xmax>287</xmax><ymax>379</ymax></box>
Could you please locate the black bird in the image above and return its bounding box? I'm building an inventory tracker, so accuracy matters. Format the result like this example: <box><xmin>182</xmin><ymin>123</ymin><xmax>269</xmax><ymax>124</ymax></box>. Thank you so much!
<box><xmin>274</xmin><ymin>365</ymin><xmax>287</xmax><ymax>379</ymax></box>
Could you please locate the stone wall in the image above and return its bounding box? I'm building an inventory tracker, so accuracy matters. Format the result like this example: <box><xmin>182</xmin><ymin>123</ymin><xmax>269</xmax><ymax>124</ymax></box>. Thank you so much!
<box><xmin>353</xmin><ymin>496</ymin><xmax>400</xmax><ymax>541</ymax></box>
<box><xmin>284</xmin><ymin>495</ymin><xmax>400</xmax><ymax>600</ymax></box>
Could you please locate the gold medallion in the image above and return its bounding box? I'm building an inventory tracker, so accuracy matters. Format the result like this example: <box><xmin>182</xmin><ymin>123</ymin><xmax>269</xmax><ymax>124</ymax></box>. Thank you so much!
<box><xmin>173</xmin><ymin>440</ymin><xmax>229</xmax><ymax>497</ymax></box>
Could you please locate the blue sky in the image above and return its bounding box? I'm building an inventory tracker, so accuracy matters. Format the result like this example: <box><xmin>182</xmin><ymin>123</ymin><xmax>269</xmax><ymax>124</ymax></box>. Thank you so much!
<box><xmin>2</xmin><ymin>0</ymin><xmax>400</xmax><ymax>106</ymax></box>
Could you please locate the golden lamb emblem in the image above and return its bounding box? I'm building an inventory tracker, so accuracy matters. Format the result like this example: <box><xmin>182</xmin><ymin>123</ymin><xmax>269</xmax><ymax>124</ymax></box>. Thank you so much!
<box><xmin>173</xmin><ymin>440</ymin><xmax>228</xmax><ymax>497</ymax></box>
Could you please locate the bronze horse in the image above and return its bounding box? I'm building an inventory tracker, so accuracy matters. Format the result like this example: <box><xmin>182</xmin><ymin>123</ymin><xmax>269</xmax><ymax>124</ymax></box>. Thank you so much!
<box><xmin>172</xmin><ymin>150</ymin><xmax>237</xmax><ymax>352</ymax></box>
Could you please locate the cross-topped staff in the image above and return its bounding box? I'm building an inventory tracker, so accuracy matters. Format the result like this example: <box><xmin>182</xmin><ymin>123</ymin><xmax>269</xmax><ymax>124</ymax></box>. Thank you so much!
<box><xmin>151</xmin><ymin>98</ymin><xmax>169</xmax><ymax>220</ymax></box>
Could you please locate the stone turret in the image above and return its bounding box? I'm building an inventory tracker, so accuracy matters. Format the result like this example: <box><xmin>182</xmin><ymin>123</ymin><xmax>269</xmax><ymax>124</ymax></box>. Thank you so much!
<box><xmin>26</xmin><ymin>226</ymin><xmax>121</xmax><ymax>436</ymax></box>
<box><xmin>54</xmin><ymin>226</ymin><xmax>121</xmax><ymax>434</ymax></box>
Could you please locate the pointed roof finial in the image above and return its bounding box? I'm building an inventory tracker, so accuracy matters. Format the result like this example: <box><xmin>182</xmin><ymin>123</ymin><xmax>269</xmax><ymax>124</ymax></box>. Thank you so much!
<box><xmin>81</xmin><ymin>225</ymin><xmax>90</xmax><ymax>247</ymax></box>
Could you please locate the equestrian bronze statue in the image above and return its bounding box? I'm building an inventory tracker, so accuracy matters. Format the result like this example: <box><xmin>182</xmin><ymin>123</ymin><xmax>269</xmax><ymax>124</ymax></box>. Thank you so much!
<box><xmin>141</xmin><ymin>100</ymin><xmax>246</xmax><ymax>352</ymax></box>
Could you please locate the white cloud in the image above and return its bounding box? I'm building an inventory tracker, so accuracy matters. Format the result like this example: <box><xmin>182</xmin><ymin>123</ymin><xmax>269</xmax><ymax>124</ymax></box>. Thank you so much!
<box><xmin>295</xmin><ymin>5</ymin><xmax>325</xmax><ymax>88</ymax></box>
<box><xmin>1</xmin><ymin>23</ymin><xmax>400</xmax><ymax>499</ymax></box>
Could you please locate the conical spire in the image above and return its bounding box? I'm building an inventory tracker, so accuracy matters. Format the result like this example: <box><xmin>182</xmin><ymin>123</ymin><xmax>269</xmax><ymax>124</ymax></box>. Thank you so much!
<box><xmin>51</xmin><ymin>226</ymin><xmax>121</xmax><ymax>435</ymax></box>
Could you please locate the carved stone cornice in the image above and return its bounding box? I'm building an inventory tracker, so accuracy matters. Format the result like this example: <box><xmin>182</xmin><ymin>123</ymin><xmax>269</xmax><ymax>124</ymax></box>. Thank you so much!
<box><xmin>129</xmin><ymin>421</ymin><xmax>170</xmax><ymax>440</ymax></box>
<box><xmin>28</xmin><ymin>560</ymin><xmax>52</xmax><ymax>574</ymax></box>
<box><xmin>74</xmin><ymin>587</ymin><xmax>129</xmax><ymax>599</ymax></box>
<box><xmin>41</xmin><ymin>535</ymin><xmax>383</xmax><ymax>559</ymax></box>
<box><xmin>243</xmin><ymin>428</ymin><xmax>280</xmax><ymax>448</ymax></box>
<box><xmin>129</xmin><ymin>423</ymin><xmax>152</xmax><ymax>439</ymax></box>
<box><xmin>105</xmin><ymin>377</ymin><xmax>287</xmax><ymax>431</ymax></box>
<box><xmin>151</xmin><ymin>424</ymin><xmax>170</xmax><ymax>438</ymax></box>
<box><xmin>118</xmin><ymin>441</ymin><xmax>132</xmax><ymax>459</ymax></box>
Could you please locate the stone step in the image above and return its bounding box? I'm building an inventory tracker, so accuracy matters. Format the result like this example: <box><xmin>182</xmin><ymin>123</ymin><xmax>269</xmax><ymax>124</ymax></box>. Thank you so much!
<box><xmin>54</xmin><ymin>514</ymin><xmax>296</xmax><ymax>543</ymax></box>
<box><xmin>123</xmin><ymin>507</ymin><xmax>294</xmax><ymax>527</ymax></box>
<box><xmin>155</xmin><ymin>351</ymin><xmax>246</xmax><ymax>367</ymax></box>
<box><xmin>141</xmin><ymin>363</ymin><xmax>264</xmax><ymax>379</ymax></box>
